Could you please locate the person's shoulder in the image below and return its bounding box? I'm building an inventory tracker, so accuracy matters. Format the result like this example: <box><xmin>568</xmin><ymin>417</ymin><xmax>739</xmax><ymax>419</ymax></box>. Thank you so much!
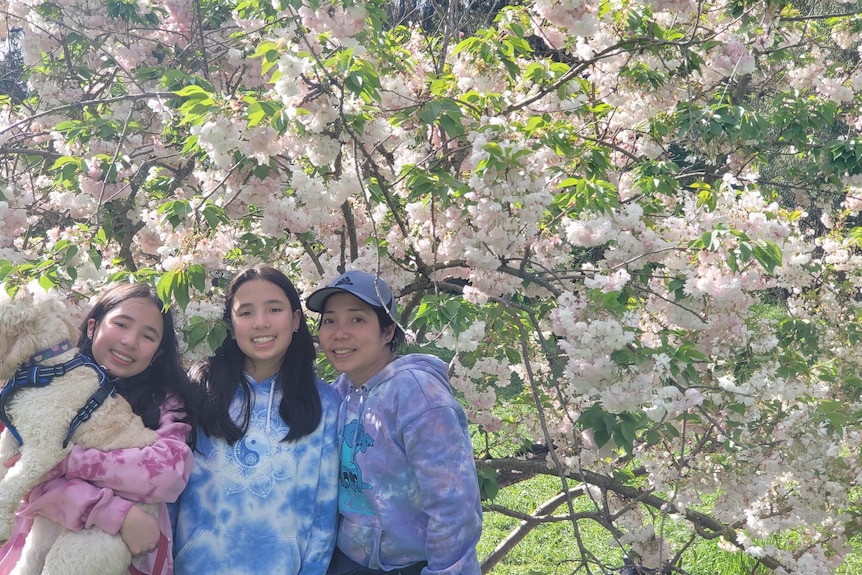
<box><xmin>315</xmin><ymin>378</ymin><xmax>341</xmax><ymax>404</ymax></box>
<box><xmin>391</xmin><ymin>354</ymin><xmax>448</xmax><ymax>382</ymax></box>
<box><xmin>389</xmin><ymin>355</ymin><xmax>454</xmax><ymax>400</ymax></box>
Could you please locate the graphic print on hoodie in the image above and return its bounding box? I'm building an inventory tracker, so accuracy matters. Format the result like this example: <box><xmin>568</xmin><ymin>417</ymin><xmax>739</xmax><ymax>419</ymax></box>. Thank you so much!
<box><xmin>339</xmin><ymin>418</ymin><xmax>374</xmax><ymax>513</ymax></box>
<box><xmin>207</xmin><ymin>405</ymin><xmax>295</xmax><ymax>498</ymax></box>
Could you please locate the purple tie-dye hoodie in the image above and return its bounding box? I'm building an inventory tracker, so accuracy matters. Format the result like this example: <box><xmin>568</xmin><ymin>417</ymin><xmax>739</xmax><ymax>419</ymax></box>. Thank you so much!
<box><xmin>332</xmin><ymin>354</ymin><xmax>482</xmax><ymax>575</ymax></box>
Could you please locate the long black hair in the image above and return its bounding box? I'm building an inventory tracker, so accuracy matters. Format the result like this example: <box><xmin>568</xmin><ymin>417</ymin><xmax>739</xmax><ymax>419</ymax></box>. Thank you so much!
<box><xmin>77</xmin><ymin>282</ymin><xmax>199</xmax><ymax>446</ymax></box>
<box><xmin>189</xmin><ymin>264</ymin><xmax>320</xmax><ymax>444</ymax></box>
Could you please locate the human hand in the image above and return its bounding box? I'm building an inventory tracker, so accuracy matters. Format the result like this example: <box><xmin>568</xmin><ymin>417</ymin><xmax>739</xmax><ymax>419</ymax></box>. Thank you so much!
<box><xmin>120</xmin><ymin>505</ymin><xmax>160</xmax><ymax>556</ymax></box>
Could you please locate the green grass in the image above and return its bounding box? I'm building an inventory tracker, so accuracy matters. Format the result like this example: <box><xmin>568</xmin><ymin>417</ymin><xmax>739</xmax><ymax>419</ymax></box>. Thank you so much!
<box><xmin>837</xmin><ymin>539</ymin><xmax>862</xmax><ymax>575</ymax></box>
<box><xmin>478</xmin><ymin>475</ymin><xmax>625</xmax><ymax>575</ymax></box>
<box><xmin>478</xmin><ymin>474</ymin><xmax>862</xmax><ymax>574</ymax></box>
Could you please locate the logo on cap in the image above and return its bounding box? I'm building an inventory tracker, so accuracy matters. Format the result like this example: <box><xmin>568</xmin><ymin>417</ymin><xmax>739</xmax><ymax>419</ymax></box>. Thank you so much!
<box><xmin>335</xmin><ymin>277</ymin><xmax>354</xmax><ymax>286</ymax></box>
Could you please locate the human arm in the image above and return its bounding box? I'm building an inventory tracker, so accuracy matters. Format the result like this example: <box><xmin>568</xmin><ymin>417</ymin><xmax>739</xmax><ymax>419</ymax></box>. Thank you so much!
<box><xmin>299</xmin><ymin>386</ymin><xmax>340</xmax><ymax>575</ymax></box>
<box><xmin>15</xmin><ymin>476</ymin><xmax>159</xmax><ymax>557</ymax></box>
<box><xmin>403</xmin><ymin>404</ymin><xmax>483</xmax><ymax>575</ymax></box>
<box><xmin>119</xmin><ymin>504</ymin><xmax>161</xmax><ymax>555</ymax></box>
<box><xmin>18</xmin><ymin>477</ymin><xmax>133</xmax><ymax>535</ymax></box>
<box><xmin>15</xmin><ymin>399</ymin><xmax>192</xmax><ymax>536</ymax></box>
<box><xmin>63</xmin><ymin>399</ymin><xmax>193</xmax><ymax>502</ymax></box>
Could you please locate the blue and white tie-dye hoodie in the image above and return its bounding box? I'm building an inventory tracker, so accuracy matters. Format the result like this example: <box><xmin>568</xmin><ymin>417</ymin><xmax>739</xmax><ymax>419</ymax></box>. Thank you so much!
<box><xmin>170</xmin><ymin>375</ymin><xmax>340</xmax><ymax>575</ymax></box>
<box><xmin>333</xmin><ymin>354</ymin><xmax>482</xmax><ymax>575</ymax></box>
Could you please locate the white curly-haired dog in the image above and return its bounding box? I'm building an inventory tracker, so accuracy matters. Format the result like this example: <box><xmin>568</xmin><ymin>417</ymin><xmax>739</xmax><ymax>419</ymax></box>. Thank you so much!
<box><xmin>0</xmin><ymin>286</ymin><xmax>158</xmax><ymax>575</ymax></box>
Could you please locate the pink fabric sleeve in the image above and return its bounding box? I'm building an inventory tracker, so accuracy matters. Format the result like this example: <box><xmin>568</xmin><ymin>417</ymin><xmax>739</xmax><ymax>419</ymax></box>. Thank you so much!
<box><xmin>17</xmin><ymin>478</ymin><xmax>134</xmax><ymax>535</ymax></box>
<box><xmin>63</xmin><ymin>399</ymin><xmax>193</xmax><ymax>503</ymax></box>
<box><xmin>13</xmin><ymin>398</ymin><xmax>192</xmax><ymax>536</ymax></box>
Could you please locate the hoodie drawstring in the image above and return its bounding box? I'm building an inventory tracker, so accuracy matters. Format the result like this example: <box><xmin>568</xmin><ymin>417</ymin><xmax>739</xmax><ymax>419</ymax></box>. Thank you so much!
<box><xmin>266</xmin><ymin>376</ymin><xmax>276</xmax><ymax>434</ymax></box>
<box><xmin>243</xmin><ymin>372</ymin><xmax>278</xmax><ymax>434</ymax></box>
<box><xmin>351</xmin><ymin>389</ymin><xmax>367</xmax><ymax>464</ymax></box>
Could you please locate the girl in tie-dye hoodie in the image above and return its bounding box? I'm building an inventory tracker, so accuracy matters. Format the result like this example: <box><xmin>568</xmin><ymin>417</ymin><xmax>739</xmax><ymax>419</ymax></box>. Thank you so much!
<box><xmin>307</xmin><ymin>271</ymin><xmax>482</xmax><ymax>575</ymax></box>
<box><xmin>0</xmin><ymin>282</ymin><xmax>199</xmax><ymax>575</ymax></box>
<box><xmin>169</xmin><ymin>265</ymin><xmax>340</xmax><ymax>575</ymax></box>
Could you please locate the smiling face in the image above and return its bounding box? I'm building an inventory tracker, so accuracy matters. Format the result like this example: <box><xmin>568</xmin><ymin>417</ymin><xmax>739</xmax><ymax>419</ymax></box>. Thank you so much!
<box><xmin>230</xmin><ymin>278</ymin><xmax>302</xmax><ymax>381</ymax></box>
<box><xmin>317</xmin><ymin>292</ymin><xmax>395</xmax><ymax>387</ymax></box>
<box><xmin>86</xmin><ymin>297</ymin><xmax>164</xmax><ymax>379</ymax></box>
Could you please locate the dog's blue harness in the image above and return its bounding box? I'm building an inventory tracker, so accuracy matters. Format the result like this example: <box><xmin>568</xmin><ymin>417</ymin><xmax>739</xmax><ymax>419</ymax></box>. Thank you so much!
<box><xmin>0</xmin><ymin>342</ymin><xmax>115</xmax><ymax>448</ymax></box>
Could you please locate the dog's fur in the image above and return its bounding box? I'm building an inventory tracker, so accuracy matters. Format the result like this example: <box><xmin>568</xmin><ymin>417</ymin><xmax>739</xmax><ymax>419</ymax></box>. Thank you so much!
<box><xmin>0</xmin><ymin>288</ymin><xmax>159</xmax><ymax>575</ymax></box>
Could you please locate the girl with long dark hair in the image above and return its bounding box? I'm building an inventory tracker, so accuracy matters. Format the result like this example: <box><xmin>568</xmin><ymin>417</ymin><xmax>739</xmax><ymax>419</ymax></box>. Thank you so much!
<box><xmin>170</xmin><ymin>264</ymin><xmax>340</xmax><ymax>575</ymax></box>
<box><xmin>0</xmin><ymin>282</ymin><xmax>198</xmax><ymax>575</ymax></box>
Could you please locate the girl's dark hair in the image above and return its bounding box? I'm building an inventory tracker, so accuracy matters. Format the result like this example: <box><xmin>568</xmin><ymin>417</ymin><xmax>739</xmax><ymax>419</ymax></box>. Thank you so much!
<box><xmin>78</xmin><ymin>282</ymin><xmax>198</xmax><ymax>446</ymax></box>
<box><xmin>190</xmin><ymin>264</ymin><xmax>320</xmax><ymax>444</ymax></box>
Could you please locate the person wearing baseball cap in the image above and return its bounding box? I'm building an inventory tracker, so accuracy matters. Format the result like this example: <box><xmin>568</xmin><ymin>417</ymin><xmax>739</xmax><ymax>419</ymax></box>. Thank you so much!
<box><xmin>306</xmin><ymin>270</ymin><xmax>399</xmax><ymax>326</ymax></box>
<box><xmin>307</xmin><ymin>270</ymin><xmax>482</xmax><ymax>575</ymax></box>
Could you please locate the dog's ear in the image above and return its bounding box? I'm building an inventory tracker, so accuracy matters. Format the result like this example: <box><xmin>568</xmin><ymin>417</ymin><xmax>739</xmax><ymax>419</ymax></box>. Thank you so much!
<box><xmin>46</xmin><ymin>297</ymin><xmax>81</xmax><ymax>345</ymax></box>
<box><xmin>0</xmin><ymin>294</ymin><xmax>82</xmax><ymax>378</ymax></box>
<box><xmin>62</xmin><ymin>309</ymin><xmax>82</xmax><ymax>344</ymax></box>
<box><xmin>0</xmin><ymin>292</ymin><xmax>43</xmax><ymax>379</ymax></box>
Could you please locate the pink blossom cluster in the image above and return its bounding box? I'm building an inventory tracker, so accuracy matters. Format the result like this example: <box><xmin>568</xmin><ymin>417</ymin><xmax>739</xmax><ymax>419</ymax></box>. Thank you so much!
<box><xmin>4</xmin><ymin>0</ymin><xmax>862</xmax><ymax>571</ymax></box>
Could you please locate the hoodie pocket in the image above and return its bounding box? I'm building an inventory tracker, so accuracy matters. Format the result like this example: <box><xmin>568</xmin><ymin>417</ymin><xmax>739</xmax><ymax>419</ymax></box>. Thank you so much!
<box><xmin>174</xmin><ymin>527</ymin><xmax>300</xmax><ymax>575</ymax></box>
<box><xmin>337</xmin><ymin>516</ymin><xmax>383</xmax><ymax>568</ymax></box>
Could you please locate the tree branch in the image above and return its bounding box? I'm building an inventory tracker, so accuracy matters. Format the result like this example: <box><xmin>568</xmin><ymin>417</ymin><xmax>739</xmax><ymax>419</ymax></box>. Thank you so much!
<box><xmin>477</xmin><ymin>457</ymin><xmax>782</xmax><ymax>571</ymax></box>
<box><xmin>480</xmin><ymin>486</ymin><xmax>586</xmax><ymax>574</ymax></box>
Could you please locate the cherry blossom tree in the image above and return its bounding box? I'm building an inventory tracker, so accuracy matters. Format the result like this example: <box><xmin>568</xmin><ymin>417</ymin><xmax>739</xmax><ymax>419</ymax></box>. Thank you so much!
<box><xmin>3</xmin><ymin>0</ymin><xmax>862</xmax><ymax>573</ymax></box>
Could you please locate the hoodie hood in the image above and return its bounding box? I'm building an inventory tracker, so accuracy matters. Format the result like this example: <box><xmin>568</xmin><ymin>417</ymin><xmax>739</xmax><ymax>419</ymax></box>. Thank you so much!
<box><xmin>332</xmin><ymin>353</ymin><xmax>449</xmax><ymax>398</ymax></box>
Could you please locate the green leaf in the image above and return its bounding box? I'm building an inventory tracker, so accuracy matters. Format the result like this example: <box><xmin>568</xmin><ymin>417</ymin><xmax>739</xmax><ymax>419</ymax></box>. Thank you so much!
<box><xmin>173</xmin><ymin>276</ymin><xmax>190</xmax><ymax>309</ymax></box>
<box><xmin>38</xmin><ymin>274</ymin><xmax>55</xmax><ymax>291</ymax></box>
<box><xmin>247</xmin><ymin>102</ymin><xmax>267</xmax><ymax>128</ymax></box>
<box><xmin>89</xmin><ymin>248</ymin><xmax>102</xmax><ymax>269</ymax></box>
<box><xmin>50</xmin><ymin>156</ymin><xmax>84</xmax><ymax>170</ymax></box>
<box><xmin>477</xmin><ymin>467</ymin><xmax>499</xmax><ymax>501</ymax></box>
<box><xmin>752</xmin><ymin>240</ymin><xmax>782</xmax><ymax>274</ymax></box>
<box><xmin>183</xmin><ymin>316</ymin><xmax>211</xmax><ymax>351</ymax></box>
<box><xmin>175</xmin><ymin>84</ymin><xmax>212</xmax><ymax>98</ymax></box>
<box><xmin>207</xmin><ymin>320</ymin><xmax>229</xmax><ymax>353</ymax></box>
<box><xmin>156</xmin><ymin>270</ymin><xmax>179</xmax><ymax>309</ymax></box>
<box><xmin>186</xmin><ymin>264</ymin><xmax>207</xmax><ymax>294</ymax></box>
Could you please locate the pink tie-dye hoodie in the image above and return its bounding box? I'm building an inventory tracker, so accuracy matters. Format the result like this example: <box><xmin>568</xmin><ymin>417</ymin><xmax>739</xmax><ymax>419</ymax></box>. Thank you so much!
<box><xmin>0</xmin><ymin>397</ymin><xmax>193</xmax><ymax>575</ymax></box>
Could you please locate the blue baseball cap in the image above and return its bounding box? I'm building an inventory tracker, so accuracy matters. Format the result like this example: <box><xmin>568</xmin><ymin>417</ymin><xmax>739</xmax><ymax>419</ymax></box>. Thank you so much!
<box><xmin>306</xmin><ymin>271</ymin><xmax>396</xmax><ymax>317</ymax></box>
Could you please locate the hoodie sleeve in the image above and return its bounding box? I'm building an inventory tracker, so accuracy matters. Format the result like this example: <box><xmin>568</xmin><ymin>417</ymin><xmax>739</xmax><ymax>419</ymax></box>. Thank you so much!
<box><xmin>62</xmin><ymin>400</ymin><xmax>193</xmax><ymax>503</ymax></box>
<box><xmin>300</xmin><ymin>384</ymin><xmax>340</xmax><ymax>575</ymax></box>
<box><xmin>17</xmin><ymin>478</ymin><xmax>134</xmax><ymax>535</ymax></box>
<box><xmin>401</xmin><ymin>378</ymin><xmax>483</xmax><ymax>575</ymax></box>
<box><xmin>13</xmin><ymin>399</ymin><xmax>192</xmax><ymax>536</ymax></box>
